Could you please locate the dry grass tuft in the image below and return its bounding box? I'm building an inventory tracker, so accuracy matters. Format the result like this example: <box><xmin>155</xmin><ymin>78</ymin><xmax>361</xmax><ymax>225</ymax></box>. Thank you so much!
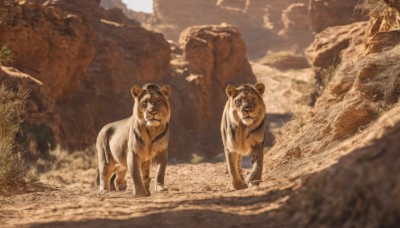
<box><xmin>357</xmin><ymin>0</ymin><xmax>391</xmax><ymax>16</ymax></box>
<box><xmin>0</xmin><ymin>84</ymin><xmax>30</xmax><ymax>195</ymax></box>
<box><xmin>36</xmin><ymin>145</ymin><xmax>97</xmax><ymax>173</ymax></box>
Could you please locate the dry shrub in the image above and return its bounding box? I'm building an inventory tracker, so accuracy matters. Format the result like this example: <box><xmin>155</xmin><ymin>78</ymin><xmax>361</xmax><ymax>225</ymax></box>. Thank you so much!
<box><xmin>357</xmin><ymin>0</ymin><xmax>394</xmax><ymax>16</ymax></box>
<box><xmin>355</xmin><ymin>45</ymin><xmax>400</xmax><ymax>106</ymax></box>
<box><xmin>0</xmin><ymin>84</ymin><xmax>29</xmax><ymax>195</ymax></box>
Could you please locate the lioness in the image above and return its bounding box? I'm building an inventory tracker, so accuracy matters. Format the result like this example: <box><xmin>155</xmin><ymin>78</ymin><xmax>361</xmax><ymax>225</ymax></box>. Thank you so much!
<box><xmin>96</xmin><ymin>83</ymin><xmax>171</xmax><ymax>196</ymax></box>
<box><xmin>221</xmin><ymin>83</ymin><xmax>266</xmax><ymax>190</ymax></box>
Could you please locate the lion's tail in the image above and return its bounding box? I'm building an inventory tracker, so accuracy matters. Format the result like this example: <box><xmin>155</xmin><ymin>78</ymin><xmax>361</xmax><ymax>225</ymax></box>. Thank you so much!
<box><xmin>95</xmin><ymin>131</ymin><xmax>116</xmax><ymax>189</ymax></box>
<box><xmin>95</xmin><ymin>129</ymin><xmax>112</xmax><ymax>187</ymax></box>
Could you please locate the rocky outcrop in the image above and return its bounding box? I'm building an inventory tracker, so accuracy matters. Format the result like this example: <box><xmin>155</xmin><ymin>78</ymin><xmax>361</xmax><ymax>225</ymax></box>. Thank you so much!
<box><xmin>167</xmin><ymin>24</ymin><xmax>257</xmax><ymax>158</ymax></box>
<box><xmin>278</xmin><ymin>3</ymin><xmax>313</xmax><ymax>49</ymax></box>
<box><xmin>0</xmin><ymin>0</ymin><xmax>171</xmax><ymax>157</ymax></box>
<box><xmin>99</xmin><ymin>0</ymin><xmax>150</xmax><ymax>27</ymax></box>
<box><xmin>43</xmin><ymin>0</ymin><xmax>171</xmax><ymax>150</ymax></box>
<box><xmin>306</xmin><ymin>21</ymin><xmax>367</xmax><ymax>94</ymax></box>
<box><xmin>309</xmin><ymin>0</ymin><xmax>367</xmax><ymax>33</ymax></box>
<box><xmin>153</xmin><ymin>0</ymin><xmax>310</xmax><ymax>58</ymax></box>
<box><xmin>0</xmin><ymin>0</ymin><xmax>95</xmax><ymax>101</ymax></box>
<box><xmin>364</xmin><ymin>7</ymin><xmax>400</xmax><ymax>54</ymax></box>
<box><xmin>266</xmin><ymin>0</ymin><xmax>400</xmax><ymax>177</ymax></box>
<box><xmin>179</xmin><ymin>25</ymin><xmax>253</xmax><ymax>88</ymax></box>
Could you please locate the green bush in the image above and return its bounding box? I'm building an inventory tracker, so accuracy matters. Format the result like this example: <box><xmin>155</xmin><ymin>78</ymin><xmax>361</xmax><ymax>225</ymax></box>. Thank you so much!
<box><xmin>0</xmin><ymin>84</ymin><xmax>29</xmax><ymax>194</ymax></box>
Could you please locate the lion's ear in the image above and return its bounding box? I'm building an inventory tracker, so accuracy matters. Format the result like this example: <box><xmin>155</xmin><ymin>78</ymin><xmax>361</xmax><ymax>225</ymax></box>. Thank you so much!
<box><xmin>160</xmin><ymin>85</ymin><xmax>171</xmax><ymax>97</ymax></box>
<box><xmin>254</xmin><ymin>83</ymin><xmax>265</xmax><ymax>95</ymax></box>
<box><xmin>131</xmin><ymin>85</ymin><xmax>143</xmax><ymax>98</ymax></box>
<box><xmin>226</xmin><ymin>85</ymin><xmax>238</xmax><ymax>97</ymax></box>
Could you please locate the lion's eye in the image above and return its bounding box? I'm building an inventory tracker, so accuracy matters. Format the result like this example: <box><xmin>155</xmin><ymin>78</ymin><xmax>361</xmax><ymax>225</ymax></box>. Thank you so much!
<box><xmin>142</xmin><ymin>100</ymin><xmax>148</xmax><ymax>105</ymax></box>
<box><xmin>237</xmin><ymin>99</ymin><xmax>242</xmax><ymax>103</ymax></box>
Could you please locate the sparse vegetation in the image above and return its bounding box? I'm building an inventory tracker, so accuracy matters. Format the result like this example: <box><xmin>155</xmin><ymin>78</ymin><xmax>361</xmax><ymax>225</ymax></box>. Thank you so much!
<box><xmin>356</xmin><ymin>0</ymin><xmax>399</xmax><ymax>16</ymax></box>
<box><xmin>0</xmin><ymin>46</ymin><xmax>13</xmax><ymax>64</ymax></box>
<box><xmin>36</xmin><ymin>146</ymin><xmax>97</xmax><ymax>173</ymax></box>
<box><xmin>0</xmin><ymin>84</ymin><xmax>29</xmax><ymax>195</ymax></box>
<box><xmin>190</xmin><ymin>152</ymin><xmax>205</xmax><ymax>164</ymax></box>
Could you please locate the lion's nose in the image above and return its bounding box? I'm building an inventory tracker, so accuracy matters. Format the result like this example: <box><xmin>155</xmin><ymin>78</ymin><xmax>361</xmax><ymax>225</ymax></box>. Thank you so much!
<box><xmin>243</xmin><ymin>107</ymin><xmax>252</xmax><ymax>113</ymax></box>
<box><xmin>149</xmin><ymin>110</ymin><xmax>157</xmax><ymax>115</ymax></box>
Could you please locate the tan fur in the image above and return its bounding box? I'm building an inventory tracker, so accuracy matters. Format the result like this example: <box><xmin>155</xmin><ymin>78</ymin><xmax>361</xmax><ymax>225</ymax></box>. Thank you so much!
<box><xmin>221</xmin><ymin>83</ymin><xmax>266</xmax><ymax>190</ymax></box>
<box><xmin>97</xmin><ymin>83</ymin><xmax>171</xmax><ymax>196</ymax></box>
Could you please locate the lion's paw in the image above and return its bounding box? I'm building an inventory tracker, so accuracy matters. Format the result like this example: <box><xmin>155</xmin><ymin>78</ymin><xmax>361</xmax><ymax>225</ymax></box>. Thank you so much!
<box><xmin>248</xmin><ymin>180</ymin><xmax>262</xmax><ymax>188</ymax></box>
<box><xmin>115</xmin><ymin>181</ymin><xmax>127</xmax><ymax>191</ymax></box>
<box><xmin>155</xmin><ymin>184</ymin><xmax>168</xmax><ymax>192</ymax></box>
<box><xmin>232</xmin><ymin>181</ymin><xmax>248</xmax><ymax>190</ymax></box>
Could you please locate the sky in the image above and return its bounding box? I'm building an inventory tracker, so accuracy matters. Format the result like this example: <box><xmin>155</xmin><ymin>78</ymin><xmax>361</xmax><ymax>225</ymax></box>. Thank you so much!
<box><xmin>122</xmin><ymin>0</ymin><xmax>153</xmax><ymax>13</ymax></box>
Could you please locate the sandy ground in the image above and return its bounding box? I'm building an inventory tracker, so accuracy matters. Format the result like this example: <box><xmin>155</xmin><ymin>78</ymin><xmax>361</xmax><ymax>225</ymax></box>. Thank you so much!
<box><xmin>0</xmin><ymin>63</ymin><xmax>317</xmax><ymax>227</ymax></box>
<box><xmin>0</xmin><ymin>162</ymin><xmax>297</xmax><ymax>227</ymax></box>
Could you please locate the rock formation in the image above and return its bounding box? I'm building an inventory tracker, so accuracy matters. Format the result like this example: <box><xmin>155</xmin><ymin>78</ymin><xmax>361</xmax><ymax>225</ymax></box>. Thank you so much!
<box><xmin>152</xmin><ymin>0</ymin><xmax>310</xmax><ymax>58</ymax></box>
<box><xmin>306</xmin><ymin>21</ymin><xmax>367</xmax><ymax>94</ymax></box>
<box><xmin>100</xmin><ymin>0</ymin><xmax>153</xmax><ymax>27</ymax></box>
<box><xmin>0</xmin><ymin>0</ymin><xmax>171</xmax><ymax>157</ymax></box>
<box><xmin>309</xmin><ymin>0</ymin><xmax>367</xmax><ymax>33</ymax></box>
<box><xmin>168</xmin><ymin>24</ymin><xmax>258</xmax><ymax>159</ymax></box>
<box><xmin>43</xmin><ymin>0</ymin><xmax>171</xmax><ymax>151</ymax></box>
<box><xmin>266</xmin><ymin>0</ymin><xmax>400</xmax><ymax>176</ymax></box>
<box><xmin>0</xmin><ymin>0</ymin><xmax>263</xmax><ymax>160</ymax></box>
<box><xmin>0</xmin><ymin>0</ymin><xmax>95</xmax><ymax>101</ymax></box>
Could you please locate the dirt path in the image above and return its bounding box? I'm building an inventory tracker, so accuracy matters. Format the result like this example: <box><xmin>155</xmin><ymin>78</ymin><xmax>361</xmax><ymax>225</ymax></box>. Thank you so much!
<box><xmin>0</xmin><ymin>162</ymin><xmax>297</xmax><ymax>227</ymax></box>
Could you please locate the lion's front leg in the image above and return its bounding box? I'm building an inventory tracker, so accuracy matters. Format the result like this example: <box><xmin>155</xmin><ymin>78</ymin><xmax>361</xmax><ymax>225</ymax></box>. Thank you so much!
<box><xmin>225</xmin><ymin>150</ymin><xmax>248</xmax><ymax>190</ymax></box>
<box><xmin>155</xmin><ymin>149</ymin><xmax>168</xmax><ymax>192</ymax></box>
<box><xmin>141</xmin><ymin>160</ymin><xmax>151</xmax><ymax>193</ymax></box>
<box><xmin>245</xmin><ymin>143</ymin><xmax>264</xmax><ymax>187</ymax></box>
<box><xmin>127</xmin><ymin>151</ymin><xmax>149</xmax><ymax>197</ymax></box>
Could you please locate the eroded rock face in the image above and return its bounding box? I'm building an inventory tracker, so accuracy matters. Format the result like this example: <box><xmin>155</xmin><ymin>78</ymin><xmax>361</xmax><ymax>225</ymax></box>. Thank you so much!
<box><xmin>309</xmin><ymin>0</ymin><xmax>367</xmax><ymax>33</ymax></box>
<box><xmin>179</xmin><ymin>25</ymin><xmax>253</xmax><ymax>88</ymax></box>
<box><xmin>1</xmin><ymin>0</ymin><xmax>269</xmax><ymax>160</ymax></box>
<box><xmin>306</xmin><ymin>21</ymin><xmax>367</xmax><ymax>94</ymax></box>
<box><xmin>364</xmin><ymin>7</ymin><xmax>400</xmax><ymax>54</ymax></box>
<box><xmin>46</xmin><ymin>0</ymin><xmax>171</xmax><ymax>150</ymax></box>
<box><xmin>0</xmin><ymin>0</ymin><xmax>95</xmax><ymax>101</ymax></box>
<box><xmin>266</xmin><ymin>1</ymin><xmax>400</xmax><ymax>179</ymax></box>
<box><xmin>100</xmin><ymin>0</ymin><xmax>152</xmax><ymax>27</ymax></box>
<box><xmin>280</xmin><ymin>3</ymin><xmax>309</xmax><ymax>33</ymax></box>
<box><xmin>0</xmin><ymin>0</ymin><xmax>171</xmax><ymax>156</ymax></box>
<box><xmin>168</xmin><ymin>24</ymin><xmax>257</xmax><ymax>158</ymax></box>
<box><xmin>153</xmin><ymin>0</ymin><xmax>310</xmax><ymax>58</ymax></box>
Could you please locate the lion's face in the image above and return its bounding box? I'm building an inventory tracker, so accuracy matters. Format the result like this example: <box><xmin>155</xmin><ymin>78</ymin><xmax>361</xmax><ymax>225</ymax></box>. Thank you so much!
<box><xmin>226</xmin><ymin>83</ymin><xmax>266</xmax><ymax>126</ymax></box>
<box><xmin>131</xmin><ymin>84</ymin><xmax>171</xmax><ymax>127</ymax></box>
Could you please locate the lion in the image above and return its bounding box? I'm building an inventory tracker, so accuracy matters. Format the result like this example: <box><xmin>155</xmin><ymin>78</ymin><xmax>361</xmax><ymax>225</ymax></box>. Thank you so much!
<box><xmin>96</xmin><ymin>83</ymin><xmax>171</xmax><ymax>197</ymax></box>
<box><xmin>220</xmin><ymin>83</ymin><xmax>266</xmax><ymax>190</ymax></box>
